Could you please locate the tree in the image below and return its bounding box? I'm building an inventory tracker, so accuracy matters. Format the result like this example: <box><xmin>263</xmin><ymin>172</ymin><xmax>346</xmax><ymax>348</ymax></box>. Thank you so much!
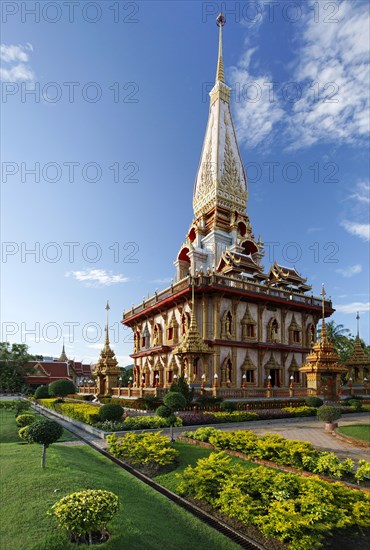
<box><xmin>157</xmin><ymin>391</ymin><xmax>186</xmax><ymax>442</ymax></box>
<box><xmin>119</xmin><ymin>365</ymin><xmax>134</xmax><ymax>386</ymax></box>
<box><xmin>170</xmin><ymin>375</ymin><xmax>194</xmax><ymax>405</ymax></box>
<box><xmin>34</xmin><ymin>385</ymin><xmax>50</xmax><ymax>399</ymax></box>
<box><xmin>48</xmin><ymin>379</ymin><xmax>76</xmax><ymax>399</ymax></box>
<box><xmin>0</xmin><ymin>342</ymin><xmax>37</xmax><ymax>392</ymax></box>
<box><xmin>27</xmin><ymin>419</ymin><xmax>63</xmax><ymax>468</ymax></box>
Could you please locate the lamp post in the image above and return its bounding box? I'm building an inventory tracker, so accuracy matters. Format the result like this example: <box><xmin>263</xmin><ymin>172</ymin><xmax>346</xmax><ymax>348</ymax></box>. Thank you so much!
<box><xmin>201</xmin><ymin>373</ymin><xmax>206</xmax><ymax>389</ymax></box>
<box><xmin>141</xmin><ymin>374</ymin><xmax>145</xmax><ymax>388</ymax></box>
<box><xmin>128</xmin><ymin>376</ymin><xmax>133</xmax><ymax>389</ymax></box>
<box><xmin>155</xmin><ymin>373</ymin><xmax>160</xmax><ymax>387</ymax></box>
<box><xmin>267</xmin><ymin>375</ymin><xmax>272</xmax><ymax>389</ymax></box>
<box><xmin>213</xmin><ymin>373</ymin><xmax>218</xmax><ymax>388</ymax></box>
<box><xmin>242</xmin><ymin>373</ymin><xmax>247</xmax><ymax>389</ymax></box>
<box><xmin>289</xmin><ymin>375</ymin><xmax>294</xmax><ymax>389</ymax></box>
<box><xmin>118</xmin><ymin>376</ymin><xmax>122</xmax><ymax>388</ymax></box>
<box><xmin>349</xmin><ymin>376</ymin><xmax>353</xmax><ymax>395</ymax></box>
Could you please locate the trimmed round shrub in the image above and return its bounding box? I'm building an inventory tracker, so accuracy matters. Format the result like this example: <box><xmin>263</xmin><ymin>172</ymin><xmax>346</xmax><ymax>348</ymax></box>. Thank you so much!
<box><xmin>50</xmin><ymin>489</ymin><xmax>119</xmax><ymax>544</ymax></box>
<box><xmin>164</xmin><ymin>391</ymin><xmax>187</xmax><ymax>411</ymax></box>
<box><xmin>156</xmin><ymin>405</ymin><xmax>171</xmax><ymax>418</ymax></box>
<box><xmin>48</xmin><ymin>379</ymin><xmax>76</xmax><ymax>398</ymax></box>
<box><xmin>35</xmin><ymin>385</ymin><xmax>50</xmax><ymax>399</ymax></box>
<box><xmin>305</xmin><ymin>396</ymin><xmax>324</xmax><ymax>408</ymax></box>
<box><xmin>16</xmin><ymin>413</ymin><xmax>36</xmax><ymax>427</ymax></box>
<box><xmin>98</xmin><ymin>403</ymin><xmax>124</xmax><ymax>422</ymax></box>
<box><xmin>28</xmin><ymin>419</ymin><xmax>64</xmax><ymax>446</ymax></box>
<box><xmin>219</xmin><ymin>401</ymin><xmax>237</xmax><ymax>413</ymax></box>
<box><xmin>18</xmin><ymin>425</ymin><xmax>32</xmax><ymax>443</ymax></box>
<box><xmin>317</xmin><ymin>406</ymin><xmax>342</xmax><ymax>423</ymax></box>
<box><xmin>348</xmin><ymin>399</ymin><xmax>362</xmax><ymax>411</ymax></box>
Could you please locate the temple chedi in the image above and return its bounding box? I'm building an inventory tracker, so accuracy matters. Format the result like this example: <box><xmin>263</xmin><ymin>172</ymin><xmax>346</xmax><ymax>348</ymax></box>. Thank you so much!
<box><xmin>345</xmin><ymin>313</ymin><xmax>370</xmax><ymax>385</ymax></box>
<box><xmin>299</xmin><ymin>285</ymin><xmax>346</xmax><ymax>400</ymax></box>
<box><xmin>122</xmin><ymin>14</ymin><xmax>334</xmax><ymax>398</ymax></box>
<box><xmin>93</xmin><ymin>302</ymin><xmax>121</xmax><ymax>395</ymax></box>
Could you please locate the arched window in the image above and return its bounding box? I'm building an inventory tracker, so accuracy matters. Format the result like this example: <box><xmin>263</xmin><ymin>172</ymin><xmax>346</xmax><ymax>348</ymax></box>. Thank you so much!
<box><xmin>267</xmin><ymin>318</ymin><xmax>279</xmax><ymax>343</ymax></box>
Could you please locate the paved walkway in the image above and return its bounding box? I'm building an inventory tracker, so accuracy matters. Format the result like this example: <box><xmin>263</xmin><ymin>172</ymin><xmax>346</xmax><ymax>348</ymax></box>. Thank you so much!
<box><xmin>34</xmin><ymin>402</ymin><xmax>370</xmax><ymax>463</ymax></box>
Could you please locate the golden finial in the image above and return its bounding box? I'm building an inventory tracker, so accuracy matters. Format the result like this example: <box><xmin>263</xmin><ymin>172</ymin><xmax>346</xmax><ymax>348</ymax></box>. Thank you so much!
<box><xmin>356</xmin><ymin>311</ymin><xmax>360</xmax><ymax>338</ymax></box>
<box><xmin>320</xmin><ymin>284</ymin><xmax>327</xmax><ymax>342</ymax></box>
<box><xmin>216</xmin><ymin>13</ymin><xmax>226</xmax><ymax>84</ymax></box>
<box><xmin>105</xmin><ymin>301</ymin><xmax>110</xmax><ymax>345</ymax></box>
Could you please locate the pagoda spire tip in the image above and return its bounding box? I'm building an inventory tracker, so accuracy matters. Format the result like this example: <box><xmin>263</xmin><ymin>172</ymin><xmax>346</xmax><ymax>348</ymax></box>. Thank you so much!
<box><xmin>215</xmin><ymin>13</ymin><xmax>226</xmax><ymax>84</ymax></box>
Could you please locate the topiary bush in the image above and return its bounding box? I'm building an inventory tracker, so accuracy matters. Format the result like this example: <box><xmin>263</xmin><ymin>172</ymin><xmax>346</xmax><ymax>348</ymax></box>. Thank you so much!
<box><xmin>98</xmin><ymin>403</ymin><xmax>124</xmax><ymax>422</ymax></box>
<box><xmin>219</xmin><ymin>401</ymin><xmax>237</xmax><ymax>413</ymax></box>
<box><xmin>305</xmin><ymin>396</ymin><xmax>324</xmax><ymax>408</ymax></box>
<box><xmin>317</xmin><ymin>406</ymin><xmax>342</xmax><ymax>424</ymax></box>
<box><xmin>156</xmin><ymin>404</ymin><xmax>171</xmax><ymax>418</ymax></box>
<box><xmin>34</xmin><ymin>385</ymin><xmax>50</xmax><ymax>399</ymax></box>
<box><xmin>48</xmin><ymin>379</ymin><xmax>76</xmax><ymax>399</ymax></box>
<box><xmin>348</xmin><ymin>399</ymin><xmax>363</xmax><ymax>411</ymax></box>
<box><xmin>27</xmin><ymin>419</ymin><xmax>64</xmax><ymax>468</ymax></box>
<box><xmin>16</xmin><ymin>413</ymin><xmax>36</xmax><ymax>427</ymax></box>
<box><xmin>18</xmin><ymin>425</ymin><xmax>33</xmax><ymax>443</ymax></box>
<box><xmin>13</xmin><ymin>399</ymin><xmax>31</xmax><ymax>417</ymax></box>
<box><xmin>49</xmin><ymin>489</ymin><xmax>119</xmax><ymax>545</ymax></box>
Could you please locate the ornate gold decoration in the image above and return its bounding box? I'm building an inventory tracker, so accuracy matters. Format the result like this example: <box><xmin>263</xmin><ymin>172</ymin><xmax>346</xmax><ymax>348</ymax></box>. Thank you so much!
<box><xmin>241</xmin><ymin>352</ymin><xmax>256</xmax><ymax>372</ymax></box>
<box><xmin>174</xmin><ymin>286</ymin><xmax>212</xmax><ymax>356</ymax></box>
<box><xmin>264</xmin><ymin>354</ymin><xmax>281</xmax><ymax>370</ymax></box>
<box><xmin>92</xmin><ymin>302</ymin><xmax>120</xmax><ymax>394</ymax></box>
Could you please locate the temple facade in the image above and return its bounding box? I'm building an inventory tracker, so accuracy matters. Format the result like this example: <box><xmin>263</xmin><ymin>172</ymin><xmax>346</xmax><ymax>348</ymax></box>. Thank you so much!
<box><xmin>121</xmin><ymin>14</ymin><xmax>334</xmax><ymax>398</ymax></box>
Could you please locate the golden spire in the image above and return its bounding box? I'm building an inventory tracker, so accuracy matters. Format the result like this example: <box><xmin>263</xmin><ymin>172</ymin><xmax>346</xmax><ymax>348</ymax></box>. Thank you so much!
<box><xmin>320</xmin><ymin>283</ymin><xmax>327</xmax><ymax>343</ymax></box>
<box><xmin>216</xmin><ymin>13</ymin><xmax>226</xmax><ymax>83</ymax></box>
<box><xmin>58</xmin><ymin>339</ymin><xmax>68</xmax><ymax>362</ymax></box>
<box><xmin>356</xmin><ymin>311</ymin><xmax>360</xmax><ymax>338</ymax></box>
<box><xmin>105</xmin><ymin>300</ymin><xmax>110</xmax><ymax>345</ymax></box>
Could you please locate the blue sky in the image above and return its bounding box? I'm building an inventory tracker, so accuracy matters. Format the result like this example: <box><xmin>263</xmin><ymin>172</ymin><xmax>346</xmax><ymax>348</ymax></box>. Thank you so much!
<box><xmin>1</xmin><ymin>0</ymin><xmax>369</xmax><ymax>366</ymax></box>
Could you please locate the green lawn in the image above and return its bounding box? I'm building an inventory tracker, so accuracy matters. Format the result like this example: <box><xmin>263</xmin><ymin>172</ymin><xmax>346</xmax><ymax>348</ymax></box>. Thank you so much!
<box><xmin>338</xmin><ymin>424</ymin><xmax>370</xmax><ymax>443</ymax></box>
<box><xmin>0</xmin><ymin>409</ymin><xmax>238</xmax><ymax>550</ymax></box>
<box><xmin>154</xmin><ymin>440</ymin><xmax>258</xmax><ymax>492</ymax></box>
<box><xmin>0</xmin><ymin>409</ymin><xmax>76</xmax><ymax>443</ymax></box>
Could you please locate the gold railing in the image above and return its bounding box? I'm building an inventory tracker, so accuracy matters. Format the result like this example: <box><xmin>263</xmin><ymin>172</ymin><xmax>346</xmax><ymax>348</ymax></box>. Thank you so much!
<box><xmin>123</xmin><ymin>274</ymin><xmax>330</xmax><ymax>320</ymax></box>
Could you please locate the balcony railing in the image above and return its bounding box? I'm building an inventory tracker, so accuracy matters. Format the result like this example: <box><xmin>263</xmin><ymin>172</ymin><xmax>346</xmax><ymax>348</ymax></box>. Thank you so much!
<box><xmin>123</xmin><ymin>273</ymin><xmax>330</xmax><ymax>320</ymax></box>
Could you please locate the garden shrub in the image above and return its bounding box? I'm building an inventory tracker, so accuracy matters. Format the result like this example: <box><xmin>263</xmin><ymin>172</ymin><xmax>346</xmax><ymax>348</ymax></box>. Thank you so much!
<box><xmin>48</xmin><ymin>379</ymin><xmax>76</xmax><ymax>398</ymax></box>
<box><xmin>50</xmin><ymin>489</ymin><xmax>119</xmax><ymax>545</ymax></box>
<box><xmin>212</xmin><ymin>411</ymin><xmax>259</xmax><ymax>423</ymax></box>
<box><xmin>16</xmin><ymin>413</ymin><xmax>36</xmax><ymax>427</ymax></box>
<box><xmin>185</xmin><ymin>428</ymin><xmax>355</xmax><ymax>478</ymax></box>
<box><xmin>348</xmin><ymin>399</ymin><xmax>362</xmax><ymax>411</ymax></box>
<box><xmin>34</xmin><ymin>385</ymin><xmax>50</xmax><ymax>399</ymax></box>
<box><xmin>107</xmin><ymin>432</ymin><xmax>179</xmax><ymax>472</ymax></box>
<box><xmin>18</xmin><ymin>425</ymin><xmax>32</xmax><ymax>443</ymax></box>
<box><xmin>219</xmin><ymin>401</ymin><xmax>237</xmax><ymax>412</ymax></box>
<box><xmin>317</xmin><ymin>406</ymin><xmax>342</xmax><ymax>423</ymax></box>
<box><xmin>13</xmin><ymin>399</ymin><xmax>31</xmax><ymax>416</ymax></box>
<box><xmin>156</xmin><ymin>405</ymin><xmax>171</xmax><ymax>418</ymax></box>
<box><xmin>355</xmin><ymin>460</ymin><xmax>370</xmax><ymax>483</ymax></box>
<box><xmin>28</xmin><ymin>419</ymin><xmax>64</xmax><ymax>468</ymax></box>
<box><xmin>177</xmin><ymin>452</ymin><xmax>370</xmax><ymax>550</ymax></box>
<box><xmin>305</xmin><ymin>396</ymin><xmax>323</xmax><ymax>408</ymax></box>
<box><xmin>281</xmin><ymin>406</ymin><xmax>317</xmax><ymax>417</ymax></box>
<box><xmin>98</xmin><ymin>403</ymin><xmax>124</xmax><ymax>422</ymax></box>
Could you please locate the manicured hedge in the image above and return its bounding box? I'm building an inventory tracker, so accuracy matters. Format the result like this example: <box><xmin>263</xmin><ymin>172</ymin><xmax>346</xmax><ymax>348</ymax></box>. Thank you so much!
<box><xmin>177</xmin><ymin>452</ymin><xmax>370</xmax><ymax>550</ymax></box>
<box><xmin>94</xmin><ymin>415</ymin><xmax>183</xmax><ymax>432</ymax></box>
<box><xmin>183</xmin><ymin>428</ymin><xmax>358</xmax><ymax>480</ymax></box>
<box><xmin>38</xmin><ymin>399</ymin><xmax>100</xmax><ymax>425</ymax></box>
<box><xmin>107</xmin><ymin>432</ymin><xmax>179</xmax><ymax>471</ymax></box>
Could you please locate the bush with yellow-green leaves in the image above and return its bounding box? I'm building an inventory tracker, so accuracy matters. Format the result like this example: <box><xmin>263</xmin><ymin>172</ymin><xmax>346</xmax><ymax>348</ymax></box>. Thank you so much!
<box><xmin>107</xmin><ymin>432</ymin><xmax>179</xmax><ymax>474</ymax></box>
<box><xmin>49</xmin><ymin>489</ymin><xmax>119</xmax><ymax>545</ymax></box>
<box><xmin>177</xmin><ymin>452</ymin><xmax>370</xmax><ymax>550</ymax></box>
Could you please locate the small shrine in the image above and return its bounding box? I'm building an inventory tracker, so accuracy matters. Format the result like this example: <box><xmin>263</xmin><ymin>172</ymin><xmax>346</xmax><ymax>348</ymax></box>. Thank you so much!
<box><xmin>93</xmin><ymin>302</ymin><xmax>121</xmax><ymax>395</ymax></box>
<box><xmin>299</xmin><ymin>285</ymin><xmax>347</xmax><ymax>400</ymax></box>
<box><xmin>345</xmin><ymin>312</ymin><xmax>370</xmax><ymax>384</ymax></box>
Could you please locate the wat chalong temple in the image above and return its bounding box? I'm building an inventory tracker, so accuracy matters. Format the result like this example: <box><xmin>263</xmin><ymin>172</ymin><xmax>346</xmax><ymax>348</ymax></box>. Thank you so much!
<box><xmin>117</xmin><ymin>14</ymin><xmax>340</xmax><ymax>401</ymax></box>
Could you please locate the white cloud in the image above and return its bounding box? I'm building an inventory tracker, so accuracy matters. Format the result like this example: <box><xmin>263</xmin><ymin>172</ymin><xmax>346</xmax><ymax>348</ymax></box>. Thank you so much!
<box><xmin>335</xmin><ymin>264</ymin><xmax>362</xmax><ymax>278</ymax></box>
<box><xmin>334</xmin><ymin>302</ymin><xmax>370</xmax><ymax>314</ymax></box>
<box><xmin>349</xmin><ymin>181</ymin><xmax>370</xmax><ymax>205</ymax></box>
<box><xmin>65</xmin><ymin>269</ymin><xmax>129</xmax><ymax>287</ymax></box>
<box><xmin>0</xmin><ymin>43</ymin><xmax>35</xmax><ymax>82</ymax></box>
<box><xmin>340</xmin><ymin>221</ymin><xmax>370</xmax><ymax>242</ymax></box>
<box><xmin>286</xmin><ymin>1</ymin><xmax>370</xmax><ymax>150</ymax></box>
<box><xmin>230</xmin><ymin>49</ymin><xmax>285</xmax><ymax>148</ymax></box>
<box><xmin>232</xmin><ymin>1</ymin><xmax>369</xmax><ymax>150</ymax></box>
